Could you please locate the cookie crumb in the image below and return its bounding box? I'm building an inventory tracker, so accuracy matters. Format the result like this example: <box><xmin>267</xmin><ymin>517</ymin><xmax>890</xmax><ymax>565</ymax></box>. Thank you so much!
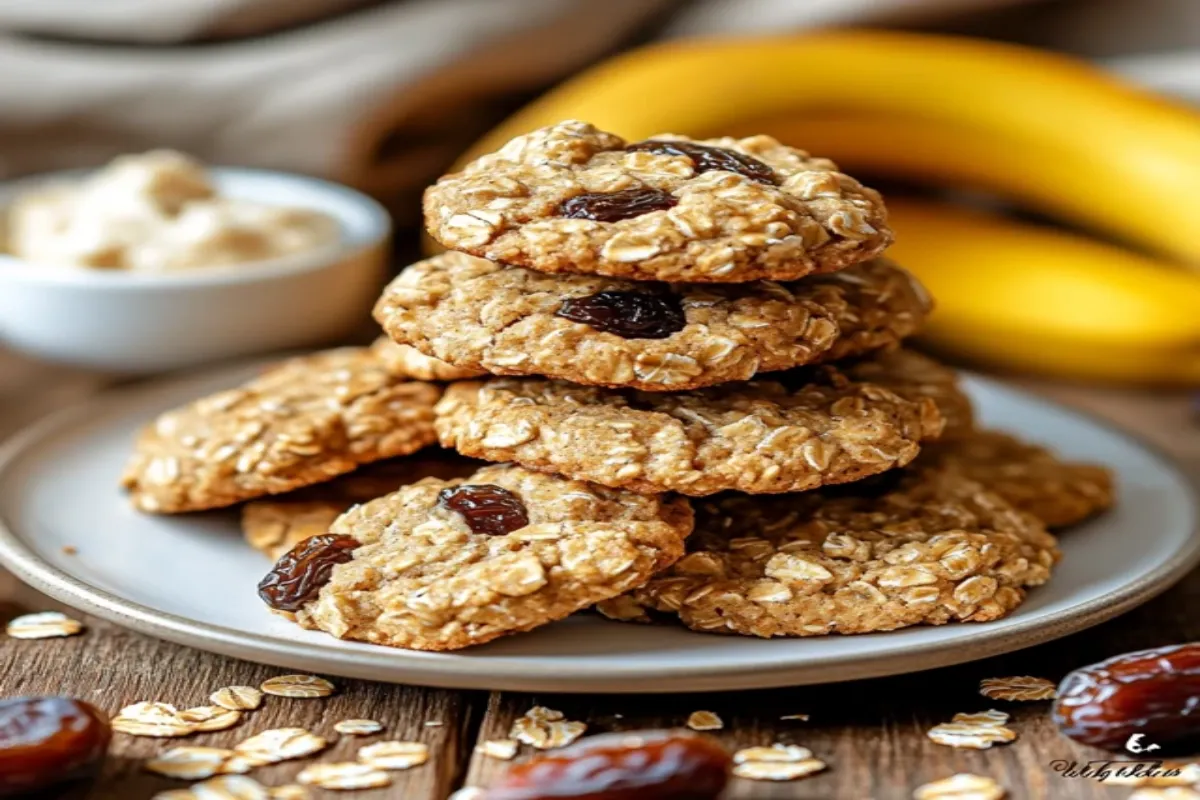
<box><xmin>927</xmin><ymin>711</ymin><xmax>1016</xmax><ymax>750</ymax></box>
<box><xmin>510</xmin><ymin>706</ymin><xmax>587</xmax><ymax>749</ymax></box>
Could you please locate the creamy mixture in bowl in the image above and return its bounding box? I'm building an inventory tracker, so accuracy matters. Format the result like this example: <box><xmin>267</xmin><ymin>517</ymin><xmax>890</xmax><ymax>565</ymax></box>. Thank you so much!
<box><xmin>5</xmin><ymin>151</ymin><xmax>339</xmax><ymax>272</ymax></box>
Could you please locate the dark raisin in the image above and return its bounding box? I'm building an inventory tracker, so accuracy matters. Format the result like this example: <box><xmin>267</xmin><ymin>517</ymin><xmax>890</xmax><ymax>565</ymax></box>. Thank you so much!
<box><xmin>484</xmin><ymin>730</ymin><xmax>730</xmax><ymax>800</ymax></box>
<box><xmin>1053</xmin><ymin>642</ymin><xmax>1200</xmax><ymax>751</ymax></box>
<box><xmin>439</xmin><ymin>484</ymin><xmax>529</xmax><ymax>536</ymax></box>
<box><xmin>557</xmin><ymin>290</ymin><xmax>686</xmax><ymax>339</ymax></box>
<box><xmin>258</xmin><ymin>534</ymin><xmax>359</xmax><ymax>612</ymax></box>
<box><xmin>0</xmin><ymin>697</ymin><xmax>110</xmax><ymax>796</ymax></box>
<box><xmin>627</xmin><ymin>140</ymin><xmax>777</xmax><ymax>185</ymax></box>
<box><xmin>558</xmin><ymin>188</ymin><xmax>676</xmax><ymax>222</ymax></box>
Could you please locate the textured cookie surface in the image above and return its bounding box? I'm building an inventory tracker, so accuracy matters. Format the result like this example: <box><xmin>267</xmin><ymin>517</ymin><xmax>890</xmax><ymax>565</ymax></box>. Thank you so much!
<box><xmin>122</xmin><ymin>347</ymin><xmax>440</xmax><ymax>513</ymax></box>
<box><xmin>435</xmin><ymin>350</ymin><xmax>958</xmax><ymax>496</ymax></box>
<box><xmin>285</xmin><ymin>463</ymin><xmax>694</xmax><ymax>651</ymax></box>
<box><xmin>598</xmin><ymin>465</ymin><xmax>1059</xmax><ymax>638</ymax></box>
<box><xmin>843</xmin><ymin>348</ymin><xmax>974</xmax><ymax>439</ymax></box>
<box><xmin>242</xmin><ymin>450</ymin><xmax>481</xmax><ymax>560</ymax></box>
<box><xmin>925</xmin><ymin>430</ymin><xmax>1114</xmax><ymax>528</ymax></box>
<box><xmin>375</xmin><ymin>252</ymin><xmax>930</xmax><ymax>391</ymax></box>
<box><xmin>371</xmin><ymin>337</ymin><xmax>485</xmax><ymax>382</ymax></box>
<box><xmin>425</xmin><ymin>120</ymin><xmax>891</xmax><ymax>282</ymax></box>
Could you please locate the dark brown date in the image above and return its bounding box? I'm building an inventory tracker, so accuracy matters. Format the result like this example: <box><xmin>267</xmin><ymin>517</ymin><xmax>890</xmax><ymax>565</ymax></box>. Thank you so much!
<box><xmin>439</xmin><ymin>484</ymin><xmax>529</xmax><ymax>536</ymax></box>
<box><xmin>1053</xmin><ymin>642</ymin><xmax>1200</xmax><ymax>751</ymax></box>
<box><xmin>257</xmin><ymin>533</ymin><xmax>359</xmax><ymax>612</ymax></box>
<box><xmin>627</xmin><ymin>140</ymin><xmax>777</xmax><ymax>185</ymax></box>
<box><xmin>558</xmin><ymin>188</ymin><xmax>677</xmax><ymax>222</ymax></box>
<box><xmin>484</xmin><ymin>730</ymin><xmax>730</xmax><ymax>800</ymax></box>
<box><xmin>0</xmin><ymin>697</ymin><xmax>110</xmax><ymax>797</ymax></box>
<box><xmin>557</xmin><ymin>291</ymin><xmax>686</xmax><ymax>340</ymax></box>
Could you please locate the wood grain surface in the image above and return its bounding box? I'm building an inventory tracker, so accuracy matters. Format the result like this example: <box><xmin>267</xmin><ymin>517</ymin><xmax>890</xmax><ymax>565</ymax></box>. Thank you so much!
<box><xmin>1</xmin><ymin>347</ymin><xmax>1197</xmax><ymax>800</ymax></box>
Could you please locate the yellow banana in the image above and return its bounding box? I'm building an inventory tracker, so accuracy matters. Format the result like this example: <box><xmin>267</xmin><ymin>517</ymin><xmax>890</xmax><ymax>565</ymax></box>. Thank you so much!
<box><xmin>464</xmin><ymin>32</ymin><xmax>1200</xmax><ymax>263</ymax></box>
<box><xmin>885</xmin><ymin>200</ymin><xmax>1200</xmax><ymax>385</ymax></box>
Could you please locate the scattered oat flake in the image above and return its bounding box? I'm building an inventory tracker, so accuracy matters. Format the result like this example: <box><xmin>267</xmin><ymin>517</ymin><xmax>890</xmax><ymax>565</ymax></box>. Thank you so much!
<box><xmin>145</xmin><ymin>747</ymin><xmax>239</xmax><ymax>780</ymax></box>
<box><xmin>62</xmin><ymin>545</ymin><xmax>78</xmax><ymax>555</ymax></box>
<box><xmin>260</xmin><ymin>674</ymin><xmax>334</xmax><ymax>698</ymax></box>
<box><xmin>180</xmin><ymin>706</ymin><xmax>243</xmax><ymax>733</ymax></box>
<box><xmin>424</xmin><ymin>720</ymin><xmax>444</xmax><ymax>727</ymax></box>
<box><xmin>734</xmin><ymin>744</ymin><xmax>813</xmax><ymax>763</ymax></box>
<box><xmin>914</xmin><ymin>773</ymin><xmax>1006</xmax><ymax>800</ymax></box>
<box><xmin>780</xmin><ymin>713</ymin><xmax>810</xmax><ymax>721</ymax></box>
<box><xmin>6</xmin><ymin>611</ymin><xmax>84</xmax><ymax>639</ymax></box>
<box><xmin>334</xmin><ymin>718</ymin><xmax>383</xmax><ymax>735</ymax></box>
<box><xmin>1129</xmin><ymin>789</ymin><xmax>1200</xmax><ymax>800</ymax></box>
<box><xmin>358</xmin><ymin>740</ymin><xmax>429</xmax><ymax>770</ymax></box>
<box><xmin>234</xmin><ymin>728</ymin><xmax>327</xmax><ymax>765</ymax></box>
<box><xmin>267</xmin><ymin>787</ymin><xmax>309</xmax><ymax>800</ymax></box>
<box><xmin>113</xmin><ymin>702</ymin><xmax>195</xmax><ymax>738</ymax></box>
<box><xmin>733</xmin><ymin>759</ymin><xmax>827</xmax><ymax>781</ymax></box>
<box><xmin>153</xmin><ymin>791</ymin><xmax>197</xmax><ymax>800</ymax></box>
<box><xmin>979</xmin><ymin>676</ymin><xmax>1056</xmax><ymax>702</ymax></box>
<box><xmin>927</xmin><ymin>711</ymin><xmax>1016</xmax><ymax>750</ymax></box>
<box><xmin>449</xmin><ymin>789</ymin><xmax>486</xmax><ymax>800</ymax></box>
<box><xmin>686</xmin><ymin>710</ymin><xmax>723</xmax><ymax>731</ymax></box>
<box><xmin>211</xmin><ymin>686</ymin><xmax>263</xmax><ymax>711</ymax></box>
<box><xmin>510</xmin><ymin>707</ymin><xmax>587</xmax><ymax>749</ymax></box>
<box><xmin>298</xmin><ymin>762</ymin><xmax>391</xmax><ymax>791</ymax></box>
<box><xmin>183</xmin><ymin>774</ymin><xmax>271</xmax><ymax>800</ymax></box>
<box><xmin>476</xmin><ymin>739</ymin><xmax>519</xmax><ymax>760</ymax></box>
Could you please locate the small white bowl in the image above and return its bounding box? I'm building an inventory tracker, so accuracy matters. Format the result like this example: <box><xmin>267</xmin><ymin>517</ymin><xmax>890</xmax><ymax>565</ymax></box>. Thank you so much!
<box><xmin>0</xmin><ymin>167</ymin><xmax>390</xmax><ymax>373</ymax></box>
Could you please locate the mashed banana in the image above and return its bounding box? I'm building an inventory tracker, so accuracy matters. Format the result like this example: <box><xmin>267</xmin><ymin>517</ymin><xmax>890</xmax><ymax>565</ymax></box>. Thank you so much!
<box><xmin>6</xmin><ymin>151</ymin><xmax>338</xmax><ymax>271</ymax></box>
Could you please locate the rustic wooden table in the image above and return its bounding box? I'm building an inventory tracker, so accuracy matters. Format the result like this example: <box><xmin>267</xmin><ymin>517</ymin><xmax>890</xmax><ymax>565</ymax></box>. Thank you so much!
<box><xmin>0</xmin><ymin>347</ymin><xmax>1196</xmax><ymax>800</ymax></box>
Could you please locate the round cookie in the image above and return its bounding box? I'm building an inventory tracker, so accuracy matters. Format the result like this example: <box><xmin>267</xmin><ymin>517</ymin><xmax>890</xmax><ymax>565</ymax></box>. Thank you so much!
<box><xmin>424</xmin><ymin>120</ymin><xmax>891</xmax><ymax>283</ymax></box>
<box><xmin>924</xmin><ymin>429</ymin><xmax>1114</xmax><ymax>528</ymax></box>
<box><xmin>242</xmin><ymin>450</ymin><xmax>482</xmax><ymax>560</ymax></box>
<box><xmin>265</xmin><ymin>463</ymin><xmax>694</xmax><ymax>651</ymax></box>
<box><xmin>374</xmin><ymin>252</ymin><xmax>930</xmax><ymax>391</ymax></box>
<box><xmin>842</xmin><ymin>348</ymin><xmax>974</xmax><ymax>439</ymax></box>
<box><xmin>598</xmin><ymin>465</ymin><xmax>1060</xmax><ymax>638</ymax></box>
<box><xmin>122</xmin><ymin>347</ymin><xmax>440</xmax><ymax>513</ymax></box>
<box><xmin>370</xmin><ymin>336</ymin><xmax>485</xmax><ymax>382</ymax></box>
<box><xmin>435</xmin><ymin>350</ymin><xmax>960</xmax><ymax>496</ymax></box>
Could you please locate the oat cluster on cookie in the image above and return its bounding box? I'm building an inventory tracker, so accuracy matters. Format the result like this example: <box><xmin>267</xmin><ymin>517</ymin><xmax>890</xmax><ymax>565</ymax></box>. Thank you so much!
<box><xmin>123</xmin><ymin>120</ymin><xmax>1114</xmax><ymax>651</ymax></box>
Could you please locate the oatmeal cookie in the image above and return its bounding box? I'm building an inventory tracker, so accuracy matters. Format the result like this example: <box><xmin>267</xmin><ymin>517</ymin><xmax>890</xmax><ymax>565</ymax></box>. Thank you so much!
<box><xmin>374</xmin><ymin>252</ymin><xmax>930</xmax><ymax>391</ymax></box>
<box><xmin>268</xmin><ymin>463</ymin><xmax>693</xmax><ymax>651</ymax></box>
<box><xmin>370</xmin><ymin>337</ymin><xmax>484</xmax><ymax>382</ymax></box>
<box><xmin>925</xmin><ymin>430</ymin><xmax>1114</xmax><ymax>528</ymax></box>
<box><xmin>425</xmin><ymin>121</ymin><xmax>890</xmax><ymax>283</ymax></box>
<box><xmin>597</xmin><ymin>465</ymin><xmax>1059</xmax><ymax>637</ymax></box>
<box><xmin>242</xmin><ymin>450</ymin><xmax>482</xmax><ymax>560</ymax></box>
<box><xmin>843</xmin><ymin>348</ymin><xmax>974</xmax><ymax>439</ymax></box>
<box><xmin>435</xmin><ymin>350</ymin><xmax>960</xmax><ymax>496</ymax></box>
<box><xmin>122</xmin><ymin>347</ymin><xmax>440</xmax><ymax>513</ymax></box>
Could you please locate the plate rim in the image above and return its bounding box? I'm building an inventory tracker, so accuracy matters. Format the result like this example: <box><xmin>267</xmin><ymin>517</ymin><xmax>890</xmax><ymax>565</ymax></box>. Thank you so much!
<box><xmin>0</xmin><ymin>367</ymin><xmax>1197</xmax><ymax>693</ymax></box>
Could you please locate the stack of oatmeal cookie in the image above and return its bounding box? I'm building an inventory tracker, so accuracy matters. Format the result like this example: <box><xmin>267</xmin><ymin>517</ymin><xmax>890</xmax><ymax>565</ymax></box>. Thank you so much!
<box><xmin>123</xmin><ymin>121</ymin><xmax>1113</xmax><ymax>651</ymax></box>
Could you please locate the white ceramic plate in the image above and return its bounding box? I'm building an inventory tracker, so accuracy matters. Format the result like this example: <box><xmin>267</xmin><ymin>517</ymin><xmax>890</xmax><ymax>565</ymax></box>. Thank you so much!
<box><xmin>0</xmin><ymin>362</ymin><xmax>1196</xmax><ymax>693</ymax></box>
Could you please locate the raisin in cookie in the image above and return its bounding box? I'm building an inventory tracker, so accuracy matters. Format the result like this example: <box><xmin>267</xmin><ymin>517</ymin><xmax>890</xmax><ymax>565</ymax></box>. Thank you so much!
<box><xmin>375</xmin><ymin>251</ymin><xmax>930</xmax><ymax>391</ymax></box>
<box><xmin>425</xmin><ymin>120</ymin><xmax>890</xmax><ymax>283</ymax></box>
<box><xmin>435</xmin><ymin>350</ymin><xmax>962</xmax><ymax>496</ymax></box>
<box><xmin>122</xmin><ymin>347</ymin><xmax>440</xmax><ymax>513</ymax></box>
<box><xmin>925</xmin><ymin>429</ymin><xmax>1114</xmax><ymax>528</ymax></box>
<box><xmin>371</xmin><ymin>336</ymin><xmax>484</xmax><ymax>382</ymax></box>
<box><xmin>598</xmin><ymin>464</ymin><xmax>1059</xmax><ymax>638</ymax></box>
<box><xmin>243</xmin><ymin>450</ymin><xmax>482</xmax><ymax>560</ymax></box>
<box><xmin>259</xmin><ymin>463</ymin><xmax>693</xmax><ymax>651</ymax></box>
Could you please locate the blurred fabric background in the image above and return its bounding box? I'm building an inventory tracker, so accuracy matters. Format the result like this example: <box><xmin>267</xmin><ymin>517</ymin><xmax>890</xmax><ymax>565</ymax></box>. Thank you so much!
<box><xmin>2</xmin><ymin>0</ymin><xmax>1198</xmax><ymax>220</ymax></box>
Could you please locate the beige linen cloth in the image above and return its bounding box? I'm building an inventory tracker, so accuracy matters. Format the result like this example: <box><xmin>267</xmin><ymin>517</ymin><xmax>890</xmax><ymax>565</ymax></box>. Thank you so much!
<box><xmin>0</xmin><ymin>0</ymin><xmax>1193</xmax><ymax>218</ymax></box>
